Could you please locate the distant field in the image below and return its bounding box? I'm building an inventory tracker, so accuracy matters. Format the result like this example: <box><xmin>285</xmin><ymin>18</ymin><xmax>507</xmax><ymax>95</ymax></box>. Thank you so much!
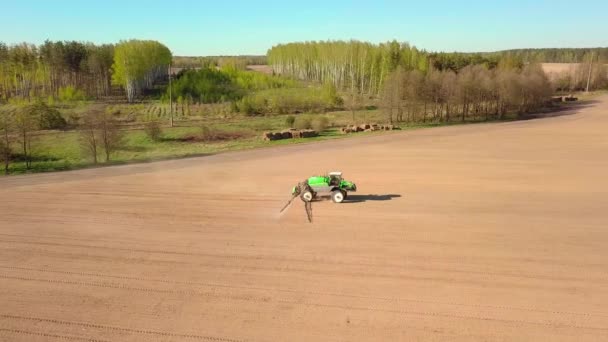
<box><xmin>541</xmin><ymin>63</ymin><xmax>578</xmax><ymax>75</ymax></box>
<box><xmin>541</xmin><ymin>62</ymin><xmax>608</xmax><ymax>79</ymax></box>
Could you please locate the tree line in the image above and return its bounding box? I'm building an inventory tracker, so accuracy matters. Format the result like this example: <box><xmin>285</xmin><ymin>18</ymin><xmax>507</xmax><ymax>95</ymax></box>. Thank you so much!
<box><xmin>267</xmin><ymin>40</ymin><xmax>429</xmax><ymax>95</ymax></box>
<box><xmin>487</xmin><ymin>48</ymin><xmax>608</xmax><ymax>64</ymax></box>
<box><xmin>380</xmin><ymin>64</ymin><xmax>552</xmax><ymax>124</ymax></box>
<box><xmin>427</xmin><ymin>48</ymin><xmax>608</xmax><ymax>71</ymax></box>
<box><xmin>0</xmin><ymin>41</ymin><xmax>114</xmax><ymax>101</ymax></box>
<box><xmin>268</xmin><ymin>41</ymin><xmax>608</xmax><ymax>91</ymax></box>
<box><xmin>0</xmin><ymin>39</ymin><xmax>171</xmax><ymax>103</ymax></box>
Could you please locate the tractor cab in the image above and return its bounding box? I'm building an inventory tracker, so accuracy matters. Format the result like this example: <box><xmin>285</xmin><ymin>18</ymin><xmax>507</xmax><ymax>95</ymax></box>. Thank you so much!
<box><xmin>328</xmin><ymin>171</ymin><xmax>342</xmax><ymax>186</ymax></box>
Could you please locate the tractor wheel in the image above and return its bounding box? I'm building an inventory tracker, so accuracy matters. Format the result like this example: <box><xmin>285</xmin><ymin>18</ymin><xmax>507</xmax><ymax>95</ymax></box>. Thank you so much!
<box><xmin>301</xmin><ymin>191</ymin><xmax>314</xmax><ymax>202</ymax></box>
<box><xmin>331</xmin><ymin>190</ymin><xmax>345</xmax><ymax>203</ymax></box>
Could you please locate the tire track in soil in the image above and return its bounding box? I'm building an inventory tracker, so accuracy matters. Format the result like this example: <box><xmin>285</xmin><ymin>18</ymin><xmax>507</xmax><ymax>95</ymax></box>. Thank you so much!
<box><xmin>0</xmin><ymin>328</ymin><xmax>110</xmax><ymax>342</ymax></box>
<box><xmin>0</xmin><ymin>275</ymin><xmax>608</xmax><ymax>331</ymax></box>
<box><xmin>9</xmin><ymin>271</ymin><xmax>588</xmax><ymax>333</ymax></box>
<box><xmin>0</xmin><ymin>248</ymin><xmax>590</xmax><ymax>293</ymax></box>
<box><xmin>0</xmin><ymin>232</ymin><xmax>292</xmax><ymax>250</ymax></box>
<box><xmin>276</xmin><ymin>300</ymin><xmax>608</xmax><ymax>333</ymax></box>
<box><xmin>1</xmin><ymin>265</ymin><xmax>605</xmax><ymax>317</ymax></box>
<box><xmin>0</xmin><ymin>274</ymin><xmax>272</xmax><ymax>304</ymax></box>
<box><xmin>1</xmin><ymin>246</ymin><xmax>604</xmax><ymax>296</ymax></box>
<box><xmin>0</xmin><ymin>315</ymin><xmax>243</xmax><ymax>342</ymax></box>
<box><xmin>2</xmin><ymin>239</ymin><xmax>606</xmax><ymax>282</ymax></box>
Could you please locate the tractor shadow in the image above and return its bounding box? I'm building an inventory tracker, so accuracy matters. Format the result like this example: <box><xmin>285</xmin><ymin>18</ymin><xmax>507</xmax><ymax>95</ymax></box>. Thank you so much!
<box><xmin>344</xmin><ymin>194</ymin><xmax>401</xmax><ymax>203</ymax></box>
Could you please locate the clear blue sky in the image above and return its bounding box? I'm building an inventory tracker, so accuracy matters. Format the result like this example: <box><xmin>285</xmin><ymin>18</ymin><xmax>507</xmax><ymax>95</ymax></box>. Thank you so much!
<box><xmin>2</xmin><ymin>0</ymin><xmax>607</xmax><ymax>56</ymax></box>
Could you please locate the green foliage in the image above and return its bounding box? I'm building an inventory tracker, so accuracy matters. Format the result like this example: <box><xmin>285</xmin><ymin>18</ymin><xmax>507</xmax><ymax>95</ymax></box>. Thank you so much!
<box><xmin>144</xmin><ymin>121</ymin><xmax>163</xmax><ymax>141</ymax></box>
<box><xmin>312</xmin><ymin>116</ymin><xmax>329</xmax><ymax>131</ymax></box>
<box><xmin>267</xmin><ymin>40</ymin><xmax>429</xmax><ymax>94</ymax></box>
<box><xmin>294</xmin><ymin>115</ymin><xmax>312</xmax><ymax>130</ymax></box>
<box><xmin>429</xmin><ymin>48</ymin><xmax>608</xmax><ymax>72</ymax></box>
<box><xmin>223</xmin><ymin>67</ymin><xmax>296</xmax><ymax>91</ymax></box>
<box><xmin>285</xmin><ymin>115</ymin><xmax>295</xmax><ymax>128</ymax></box>
<box><xmin>322</xmin><ymin>82</ymin><xmax>343</xmax><ymax>106</ymax></box>
<box><xmin>428</xmin><ymin>53</ymin><xmax>503</xmax><ymax>72</ymax></box>
<box><xmin>58</xmin><ymin>86</ymin><xmax>87</xmax><ymax>102</ymax></box>
<box><xmin>199</xmin><ymin>125</ymin><xmax>214</xmax><ymax>141</ymax></box>
<box><xmin>27</xmin><ymin>101</ymin><xmax>67</xmax><ymax>130</ymax></box>
<box><xmin>112</xmin><ymin>39</ymin><xmax>172</xmax><ymax>102</ymax></box>
<box><xmin>169</xmin><ymin>68</ymin><xmax>242</xmax><ymax>103</ymax></box>
<box><xmin>168</xmin><ymin>67</ymin><xmax>296</xmax><ymax>105</ymax></box>
<box><xmin>236</xmin><ymin>87</ymin><xmax>339</xmax><ymax>115</ymax></box>
<box><xmin>0</xmin><ymin>40</ymin><xmax>114</xmax><ymax>101</ymax></box>
<box><xmin>491</xmin><ymin>48</ymin><xmax>608</xmax><ymax>63</ymax></box>
<box><xmin>172</xmin><ymin>55</ymin><xmax>267</xmax><ymax>69</ymax></box>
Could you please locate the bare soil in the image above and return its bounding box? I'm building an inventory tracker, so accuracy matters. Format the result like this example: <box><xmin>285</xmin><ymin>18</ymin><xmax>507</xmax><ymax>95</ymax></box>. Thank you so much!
<box><xmin>1</xmin><ymin>96</ymin><xmax>608</xmax><ymax>341</ymax></box>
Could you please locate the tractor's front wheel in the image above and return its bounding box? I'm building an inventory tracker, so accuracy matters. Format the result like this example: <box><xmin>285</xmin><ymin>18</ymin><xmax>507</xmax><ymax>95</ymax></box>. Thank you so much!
<box><xmin>301</xmin><ymin>191</ymin><xmax>314</xmax><ymax>202</ymax></box>
<box><xmin>331</xmin><ymin>190</ymin><xmax>346</xmax><ymax>203</ymax></box>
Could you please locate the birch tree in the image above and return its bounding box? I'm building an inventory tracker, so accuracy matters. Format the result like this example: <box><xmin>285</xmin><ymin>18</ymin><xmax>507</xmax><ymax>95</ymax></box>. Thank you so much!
<box><xmin>112</xmin><ymin>40</ymin><xmax>172</xmax><ymax>102</ymax></box>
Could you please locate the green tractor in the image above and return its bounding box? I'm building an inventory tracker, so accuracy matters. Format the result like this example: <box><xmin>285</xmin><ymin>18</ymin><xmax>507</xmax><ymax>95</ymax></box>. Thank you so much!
<box><xmin>292</xmin><ymin>172</ymin><xmax>357</xmax><ymax>203</ymax></box>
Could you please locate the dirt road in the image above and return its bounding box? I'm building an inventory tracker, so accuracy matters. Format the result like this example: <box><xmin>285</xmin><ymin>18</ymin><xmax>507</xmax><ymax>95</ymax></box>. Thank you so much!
<box><xmin>1</xmin><ymin>97</ymin><xmax>608</xmax><ymax>341</ymax></box>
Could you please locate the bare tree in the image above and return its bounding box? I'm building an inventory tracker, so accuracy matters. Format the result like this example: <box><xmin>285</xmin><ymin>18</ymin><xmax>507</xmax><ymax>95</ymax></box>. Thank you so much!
<box><xmin>98</xmin><ymin>111</ymin><xmax>123</xmax><ymax>162</ymax></box>
<box><xmin>381</xmin><ymin>68</ymin><xmax>403</xmax><ymax>124</ymax></box>
<box><xmin>14</xmin><ymin>106</ymin><xmax>37</xmax><ymax>169</ymax></box>
<box><xmin>0</xmin><ymin>109</ymin><xmax>13</xmax><ymax>174</ymax></box>
<box><xmin>79</xmin><ymin>111</ymin><xmax>100</xmax><ymax>164</ymax></box>
<box><xmin>347</xmin><ymin>87</ymin><xmax>363</xmax><ymax>124</ymax></box>
<box><xmin>426</xmin><ymin>70</ymin><xmax>444</xmax><ymax>121</ymax></box>
<box><xmin>440</xmin><ymin>71</ymin><xmax>457</xmax><ymax>122</ymax></box>
<box><xmin>381</xmin><ymin>62</ymin><xmax>552</xmax><ymax>124</ymax></box>
<box><xmin>405</xmin><ymin>70</ymin><xmax>424</xmax><ymax>123</ymax></box>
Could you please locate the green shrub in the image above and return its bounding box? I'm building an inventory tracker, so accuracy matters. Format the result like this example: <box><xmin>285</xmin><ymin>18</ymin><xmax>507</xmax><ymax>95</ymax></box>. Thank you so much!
<box><xmin>237</xmin><ymin>96</ymin><xmax>257</xmax><ymax>115</ymax></box>
<box><xmin>237</xmin><ymin>87</ymin><xmax>336</xmax><ymax>115</ymax></box>
<box><xmin>285</xmin><ymin>115</ymin><xmax>295</xmax><ymax>128</ymax></box>
<box><xmin>144</xmin><ymin>121</ymin><xmax>163</xmax><ymax>141</ymax></box>
<box><xmin>322</xmin><ymin>82</ymin><xmax>343</xmax><ymax>107</ymax></box>
<box><xmin>28</xmin><ymin>101</ymin><xmax>67</xmax><ymax>130</ymax></box>
<box><xmin>294</xmin><ymin>115</ymin><xmax>312</xmax><ymax>130</ymax></box>
<box><xmin>58</xmin><ymin>86</ymin><xmax>86</xmax><ymax>102</ymax></box>
<box><xmin>312</xmin><ymin>116</ymin><xmax>329</xmax><ymax>131</ymax></box>
<box><xmin>169</xmin><ymin>68</ymin><xmax>243</xmax><ymax>104</ymax></box>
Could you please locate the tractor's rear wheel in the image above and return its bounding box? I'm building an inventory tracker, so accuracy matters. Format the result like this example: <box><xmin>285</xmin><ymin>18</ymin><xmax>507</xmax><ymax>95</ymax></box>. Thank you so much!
<box><xmin>331</xmin><ymin>190</ymin><xmax>345</xmax><ymax>203</ymax></box>
<box><xmin>301</xmin><ymin>191</ymin><xmax>314</xmax><ymax>202</ymax></box>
